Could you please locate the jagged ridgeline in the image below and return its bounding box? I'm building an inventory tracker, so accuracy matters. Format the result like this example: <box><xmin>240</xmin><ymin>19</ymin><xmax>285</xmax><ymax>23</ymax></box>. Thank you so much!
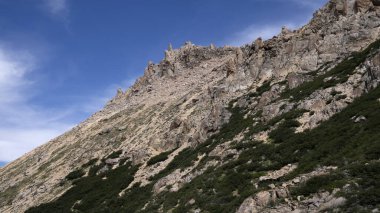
<box><xmin>26</xmin><ymin>39</ymin><xmax>380</xmax><ymax>212</ymax></box>
<box><xmin>2</xmin><ymin>0</ymin><xmax>380</xmax><ymax>212</ymax></box>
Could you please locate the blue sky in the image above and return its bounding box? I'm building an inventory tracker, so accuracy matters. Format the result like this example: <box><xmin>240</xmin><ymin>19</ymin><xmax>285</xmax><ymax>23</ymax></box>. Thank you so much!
<box><xmin>0</xmin><ymin>0</ymin><xmax>327</xmax><ymax>165</ymax></box>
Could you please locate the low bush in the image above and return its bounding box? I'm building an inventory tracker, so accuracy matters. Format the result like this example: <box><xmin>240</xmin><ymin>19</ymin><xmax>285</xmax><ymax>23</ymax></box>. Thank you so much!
<box><xmin>105</xmin><ymin>150</ymin><xmax>123</xmax><ymax>159</ymax></box>
<box><xmin>65</xmin><ymin>169</ymin><xmax>85</xmax><ymax>180</ymax></box>
<box><xmin>146</xmin><ymin>149</ymin><xmax>175</xmax><ymax>166</ymax></box>
<box><xmin>291</xmin><ymin>173</ymin><xmax>346</xmax><ymax>197</ymax></box>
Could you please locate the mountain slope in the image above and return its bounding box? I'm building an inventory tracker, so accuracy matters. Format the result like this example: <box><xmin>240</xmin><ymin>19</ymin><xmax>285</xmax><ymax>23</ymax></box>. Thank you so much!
<box><xmin>1</xmin><ymin>0</ymin><xmax>380</xmax><ymax>212</ymax></box>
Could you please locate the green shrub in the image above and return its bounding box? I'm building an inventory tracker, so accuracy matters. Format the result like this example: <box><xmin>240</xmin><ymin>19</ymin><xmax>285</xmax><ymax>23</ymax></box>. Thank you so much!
<box><xmin>118</xmin><ymin>157</ymin><xmax>129</xmax><ymax>166</ymax></box>
<box><xmin>248</xmin><ymin>81</ymin><xmax>271</xmax><ymax>97</ymax></box>
<box><xmin>281</xmin><ymin>39</ymin><xmax>380</xmax><ymax>102</ymax></box>
<box><xmin>106</xmin><ymin>150</ymin><xmax>123</xmax><ymax>159</ymax></box>
<box><xmin>291</xmin><ymin>173</ymin><xmax>346</xmax><ymax>197</ymax></box>
<box><xmin>269</xmin><ymin>119</ymin><xmax>300</xmax><ymax>144</ymax></box>
<box><xmin>25</xmin><ymin>39</ymin><xmax>380</xmax><ymax>213</ymax></box>
<box><xmin>26</xmin><ymin>162</ymin><xmax>138</xmax><ymax>213</ymax></box>
<box><xmin>65</xmin><ymin>169</ymin><xmax>85</xmax><ymax>180</ymax></box>
<box><xmin>147</xmin><ymin>149</ymin><xmax>175</xmax><ymax>166</ymax></box>
<box><xmin>336</xmin><ymin>94</ymin><xmax>347</xmax><ymax>101</ymax></box>
<box><xmin>331</xmin><ymin>90</ymin><xmax>342</xmax><ymax>96</ymax></box>
<box><xmin>82</xmin><ymin>158</ymin><xmax>98</xmax><ymax>168</ymax></box>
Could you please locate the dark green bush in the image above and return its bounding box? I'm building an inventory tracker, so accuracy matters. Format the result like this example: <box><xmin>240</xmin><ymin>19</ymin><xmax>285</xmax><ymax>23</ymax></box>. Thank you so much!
<box><xmin>27</xmin><ymin>162</ymin><xmax>137</xmax><ymax>213</ymax></box>
<box><xmin>269</xmin><ymin>119</ymin><xmax>300</xmax><ymax>144</ymax></box>
<box><xmin>147</xmin><ymin>149</ymin><xmax>175</xmax><ymax>166</ymax></box>
<box><xmin>248</xmin><ymin>80</ymin><xmax>271</xmax><ymax>97</ymax></box>
<box><xmin>330</xmin><ymin>90</ymin><xmax>342</xmax><ymax>96</ymax></box>
<box><xmin>82</xmin><ymin>158</ymin><xmax>98</xmax><ymax>168</ymax></box>
<box><xmin>291</xmin><ymin>173</ymin><xmax>346</xmax><ymax>197</ymax></box>
<box><xmin>65</xmin><ymin>169</ymin><xmax>85</xmax><ymax>180</ymax></box>
<box><xmin>106</xmin><ymin>150</ymin><xmax>123</xmax><ymax>159</ymax></box>
<box><xmin>281</xmin><ymin>39</ymin><xmax>380</xmax><ymax>102</ymax></box>
<box><xmin>26</xmin><ymin>39</ymin><xmax>380</xmax><ymax>213</ymax></box>
<box><xmin>336</xmin><ymin>94</ymin><xmax>347</xmax><ymax>100</ymax></box>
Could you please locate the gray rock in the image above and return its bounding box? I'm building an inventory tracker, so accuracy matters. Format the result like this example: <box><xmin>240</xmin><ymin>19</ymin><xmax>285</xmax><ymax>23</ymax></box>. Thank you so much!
<box><xmin>318</xmin><ymin>197</ymin><xmax>346</xmax><ymax>211</ymax></box>
<box><xmin>354</xmin><ymin>115</ymin><xmax>367</xmax><ymax>123</ymax></box>
<box><xmin>105</xmin><ymin>158</ymin><xmax>119</xmax><ymax>165</ymax></box>
<box><xmin>255</xmin><ymin>191</ymin><xmax>271</xmax><ymax>207</ymax></box>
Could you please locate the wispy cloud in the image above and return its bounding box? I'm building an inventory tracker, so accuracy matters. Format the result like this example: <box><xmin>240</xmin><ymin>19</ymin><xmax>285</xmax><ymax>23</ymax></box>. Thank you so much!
<box><xmin>225</xmin><ymin>0</ymin><xmax>327</xmax><ymax>47</ymax></box>
<box><xmin>43</xmin><ymin>0</ymin><xmax>68</xmax><ymax>16</ymax></box>
<box><xmin>0</xmin><ymin>47</ymin><xmax>34</xmax><ymax>104</ymax></box>
<box><xmin>80</xmin><ymin>78</ymin><xmax>137</xmax><ymax>114</ymax></box>
<box><xmin>226</xmin><ymin>22</ymin><xmax>301</xmax><ymax>46</ymax></box>
<box><xmin>0</xmin><ymin>128</ymin><xmax>72</xmax><ymax>163</ymax></box>
<box><xmin>42</xmin><ymin>0</ymin><xmax>71</xmax><ymax>28</ymax></box>
<box><xmin>0</xmin><ymin>43</ymin><xmax>76</xmax><ymax>162</ymax></box>
<box><xmin>0</xmin><ymin>41</ymin><xmax>138</xmax><ymax>163</ymax></box>
<box><xmin>290</xmin><ymin>0</ymin><xmax>327</xmax><ymax>8</ymax></box>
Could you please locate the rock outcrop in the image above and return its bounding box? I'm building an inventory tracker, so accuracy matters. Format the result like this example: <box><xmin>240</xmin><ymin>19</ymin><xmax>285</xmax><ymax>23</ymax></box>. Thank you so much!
<box><xmin>1</xmin><ymin>0</ymin><xmax>380</xmax><ymax>212</ymax></box>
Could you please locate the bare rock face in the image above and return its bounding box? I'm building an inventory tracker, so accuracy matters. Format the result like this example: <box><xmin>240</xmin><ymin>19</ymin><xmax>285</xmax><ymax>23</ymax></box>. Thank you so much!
<box><xmin>356</xmin><ymin>0</ymin><xmax>374</xmax><ymax>13</ymax></box>
<box><xmin>1</xmin><ymin>0</ymin><xmax>380</xmax><ymax>212</ymax></box>
<box><xmin>237</xmin><ymin>167</ymin><xmax>339</xmax><ymax>213</ymax></box>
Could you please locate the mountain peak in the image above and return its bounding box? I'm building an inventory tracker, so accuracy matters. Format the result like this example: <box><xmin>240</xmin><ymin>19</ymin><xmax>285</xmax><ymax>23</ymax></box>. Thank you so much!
<box><xmin>2</xmin><ymin>1</ymin><xmax>380</xmax><ymax>212</ymax></box>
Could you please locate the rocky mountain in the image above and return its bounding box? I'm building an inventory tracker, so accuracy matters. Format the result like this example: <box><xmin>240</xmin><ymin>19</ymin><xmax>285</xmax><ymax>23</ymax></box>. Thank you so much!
<box><xmin>1</xmin><ymin>0</ymin><xmax>380</xmax><ymax>212</ymax></box>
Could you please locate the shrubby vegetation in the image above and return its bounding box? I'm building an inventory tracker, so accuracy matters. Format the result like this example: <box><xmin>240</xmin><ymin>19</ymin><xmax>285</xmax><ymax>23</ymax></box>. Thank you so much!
<box><xmin>26</xmin><ymin>162</ymin><xmax>138</xmax><ymax>213</ymax></box>
<box><xmin>105</xmin><ymin>150</ymin><xmax>123</xmax><ymax>159</ymax></box>
<box><xmin>291</xmin><ymin>172</ymin><xmax>346</xmax><ymax>197</ymax></box>
<box><xmin>65</xmin><ymin>169</ymin><xmax>85</xmax><ymax>181</ymax></box>
<box><xmin>248</xmin><ymin>80</ymin><xmax>272</xmax><ymax>98</ymax></box>
<box><xmin>82</xmin><ymin>158</ymin><xmax>98</xmax><ymax>168</ymax></box>
<box><xmin>26</xmin><ymin>40</ymin><xmax>380</xmax><ymax>212</ymax></box>
<box><xmin>281</xmin><ymin>39</ymin><xmax>380</xmax><ymax>102</ymax></box>
<box><xmin>146</xmin><ymin>149</ymin><xmax>175</xmax><ymax>166</ymax></box>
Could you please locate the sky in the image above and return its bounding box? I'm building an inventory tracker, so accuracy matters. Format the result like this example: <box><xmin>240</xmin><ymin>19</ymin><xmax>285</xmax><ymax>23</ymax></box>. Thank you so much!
<box><xmin>0</xmin><ymin>0</ymin><xmax>327</xmax><ymax>166</ymax></box>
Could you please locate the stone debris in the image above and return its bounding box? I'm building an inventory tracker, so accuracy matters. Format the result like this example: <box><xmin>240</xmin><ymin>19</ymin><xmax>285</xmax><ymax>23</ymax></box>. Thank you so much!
<box><xmin>237</xmin><ymin>166</ymin><xmax>338</xmax><ymax>213</ymax></box>
<box><xmin>1</xmin><ymin>1</ymin><xmax>380</xmax><ymax>212</ymax></box>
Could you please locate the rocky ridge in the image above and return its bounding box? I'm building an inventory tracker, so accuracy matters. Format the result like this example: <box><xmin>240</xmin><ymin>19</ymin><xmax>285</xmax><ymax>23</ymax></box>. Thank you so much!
<box><xmin>1</xmin><ymin>0</ymin><xmax>380</xmax><ymax>212</ymax></box>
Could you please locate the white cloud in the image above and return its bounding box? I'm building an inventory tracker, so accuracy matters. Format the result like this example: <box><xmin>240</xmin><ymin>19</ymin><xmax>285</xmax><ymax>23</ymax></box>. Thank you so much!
<box><xmin>290</xmin><ymin>0</ymin><xmax>327</xmax><ymax>8</ymax></box>
<box><xmin>0</xmin><ymin>44</ymin><xmax>75</xmax><ymax>162</ymax></box>
<box><xmin>225</xmin><ymin>0</ymin><xmax>328</xmax><ymax>46</ymax></box>
<box><xmin>79</xmin><ymin>78</ymin><xmax>137</xmax><ymax>114</ymax></box>
<box><xmin>0</xmin><ymin>42</ymin><xmax>138</xmax><ymax>163</ymax></box>
<box><xmin>43</xmin><ymin>0</ymin><xmax>68</xmax><ymax>16</ymax></box>
<box><xmin>226</xmin><ymin>22</ymin><xmax>300</xmax><ymax>46</ymax></box>
<box><xmin>42</xmin><ymin>0</ymin><xmax>71</xmax><ymax>29</ymax></box>
<box><xmin>0</xmin><ymin>48</ymin><xmax>34</xmax><ymax>104</ymax></box>
<box><xmin>0</xmin><ymin>127</ymin><xmax>72</xmax><ymax>162</ymax></box>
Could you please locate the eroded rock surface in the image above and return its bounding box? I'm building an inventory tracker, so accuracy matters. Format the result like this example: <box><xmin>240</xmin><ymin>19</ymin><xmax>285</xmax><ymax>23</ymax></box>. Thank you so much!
<box><xmin>1</xmin><ymin>0</ymin><xmax>380</xmax><ymax>212</ymax></box>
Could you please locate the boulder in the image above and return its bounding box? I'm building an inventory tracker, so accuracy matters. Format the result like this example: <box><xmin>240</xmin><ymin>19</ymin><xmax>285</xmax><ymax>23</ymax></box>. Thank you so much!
<box><xmin>255</xmin><ymin>191</ymin><xmax>271</xmax><ymax>207</ymax></box>
<box><xmin>318</xmin><ymin>197</ymin><xmax>346</xmax><ymax>211</ymax></box>
<box><xmin>354</xmin><ymin>115</ymin><xmax>367</xmax><ymax>123</ymax></box>
<box><xmin>170</xmin><ymin>118</ymin><xmax>182</xmax><ymax>130</ymax></box>
<box><xmin>335</xmin><ymin>0</ymin><xmax>348</xmax><ymax>15</ymax></box>
<box><xmin>275</xmin><ymin>187</ymin><xmax>290</xmax><ymax>198</ymax></box>
<box><xmin>237</xmin><ymin>197</ymin><xmax>258</xmax><ymax>213</ymax></box>
<box><xmin>355</xmin><ymin>0</ymin><xmax>374</xmax><ymax>12</ymax></box>
<box><xmin>105</xmin><ymin>158</ymin><xmax>119</xmax><ymax>165</ymax></box>
<box><xmin>254</xmin><ymin>37</ymin><xmax>264</xmax><ymax>51</ymax></box>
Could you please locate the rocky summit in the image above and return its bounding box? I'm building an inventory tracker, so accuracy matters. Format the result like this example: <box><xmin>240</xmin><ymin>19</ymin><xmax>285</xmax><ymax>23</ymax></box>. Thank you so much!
<box><xmin>1</xmin><ymin>0</ymin><xmax>380</xmax><ymax>212</ymax></box>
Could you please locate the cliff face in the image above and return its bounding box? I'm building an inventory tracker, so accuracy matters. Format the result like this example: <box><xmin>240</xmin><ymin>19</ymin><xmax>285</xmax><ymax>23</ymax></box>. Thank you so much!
<box><xmin>1</xmin><ymin>0</ymin><xmax>380</xmax><ymax>212</ymax></box>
